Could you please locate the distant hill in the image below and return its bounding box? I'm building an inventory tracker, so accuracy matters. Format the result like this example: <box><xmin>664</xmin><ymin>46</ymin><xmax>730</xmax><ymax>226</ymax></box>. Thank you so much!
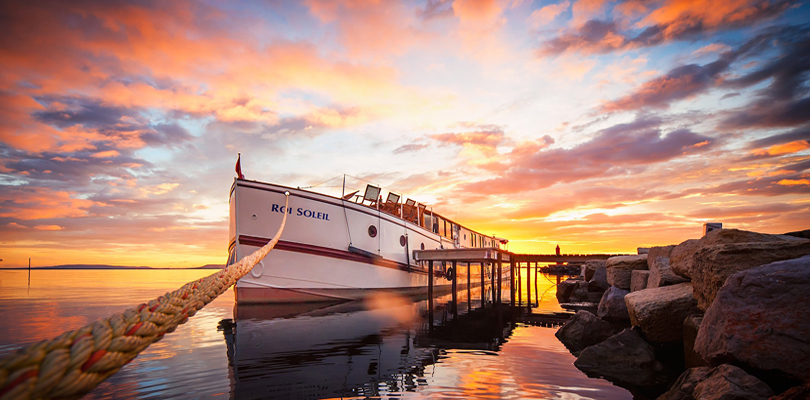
<box><xmin>0</xmin><ymin>264</ymin><xmax>225</xmax><ymax>270</ymax></box>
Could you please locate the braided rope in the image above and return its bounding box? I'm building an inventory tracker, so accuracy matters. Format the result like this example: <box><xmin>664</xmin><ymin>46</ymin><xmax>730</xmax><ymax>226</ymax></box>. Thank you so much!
<box><xmin>0</xmin><ymin>193</ymin><xmax>290</xmax><ymax>400</ymax></box>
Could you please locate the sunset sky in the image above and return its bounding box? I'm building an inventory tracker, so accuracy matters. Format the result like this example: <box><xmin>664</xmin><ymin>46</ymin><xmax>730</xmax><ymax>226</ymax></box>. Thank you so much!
<box><xmin>1</xmin><ymin>0</ymin><xmax>809</xmax><ymax>268</ymax></box>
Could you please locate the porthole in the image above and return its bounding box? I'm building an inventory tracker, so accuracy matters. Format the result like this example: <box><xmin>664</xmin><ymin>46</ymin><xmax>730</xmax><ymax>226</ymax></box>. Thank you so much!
<box><xmin>400</xmin><ymin>235</ymin><xmax>407</xmax><ymax>247</ymax></box>
<box><xmin>368</xmin><ymin>225</ymin><xmax>378</xmax><ymax>238</ymax></box>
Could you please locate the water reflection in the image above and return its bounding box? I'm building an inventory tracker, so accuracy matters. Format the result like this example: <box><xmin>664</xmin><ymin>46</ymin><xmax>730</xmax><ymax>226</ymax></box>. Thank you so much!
<box><xmin>223</xmin><ymin>292</ymin><xmax>517</xmax><ymax>400</ymax></box>
<box><xmin>0</xmin><ymin>270</ymin><xmax>631</xmax><ymax>399</ymax></box>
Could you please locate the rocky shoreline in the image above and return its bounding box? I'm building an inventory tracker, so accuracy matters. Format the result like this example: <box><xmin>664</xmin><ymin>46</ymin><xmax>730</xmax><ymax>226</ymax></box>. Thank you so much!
<box><xmin>553</xmin><ymin>228</ymin><xmax>810</xmax><ymax>399</ymax></box>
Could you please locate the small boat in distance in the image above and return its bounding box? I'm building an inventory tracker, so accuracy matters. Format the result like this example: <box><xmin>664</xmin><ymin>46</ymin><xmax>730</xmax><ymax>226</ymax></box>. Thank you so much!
<box><xmin>228</xmin><ymin>175</ymin><xmax>508</xmax><ymax>303</ymax></box>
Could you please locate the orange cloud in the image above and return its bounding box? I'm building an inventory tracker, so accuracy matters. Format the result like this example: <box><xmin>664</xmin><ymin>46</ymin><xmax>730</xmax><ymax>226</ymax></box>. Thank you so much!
<box><xmin>777</xmin><ymin>179</ymin><xmax>810</xmax><ymax>186</ymax></box>
<box><xmin>640</xmin><ymin>0</ymin><xmax>789</xmax><ymax>40</ymax></box>
<box><xmin>530</xmin><ymin>1</ymin><xmax>571</xmax><ymax>27</ymax></box>
<box><xmin>34</xmin><ymin>225</ymin><xmax>64</xmax><ymax>231</ymax></box>
<box><xmin>751</xmin><ymin>140</ymin><xmax>810</xmax><ymax>157</ymax></box>
<box><xmin>0</xmin><ymin>187</ymin><xmax>98</xmax><ymax>220</ymax></box>
<box><xmin>571</xmin><ymin>0</ymin><xmax>609</xmax><ymax>26</ymax></box>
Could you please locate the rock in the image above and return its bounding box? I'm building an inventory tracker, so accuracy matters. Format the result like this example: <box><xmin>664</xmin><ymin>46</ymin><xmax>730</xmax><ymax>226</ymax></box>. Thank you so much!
<box><xmin>658</xmin><ymin>364</ymin><xmax>774</xmax><ymax>400</ymax></box>
<box><xmin>657</xmin><ymin>367</ymin><xmax>711</xmax><ymax>400</ymax></box>
<box><xmin>581</xmin><ymin>259</ymin><xmax>606</xmax><ymax>281</ymax></box>
<box><xmin>648</xmin><ymin>255</ymin><xmax>689</xmax><ymax>289</ymax></box>
<box><xmin>631</xmin><ymin>270</ymin><xmax>650</xmax><ymax>292</ymax></box>
<box><xmin>691</xmin><ymin>240</ymin><xmax>810</xmax><ymax>310</ymax></box>
<box><xmin>784</xmin><ymin>229</ymin><xmax>810</xmax><ymax>240</ymax></box>
<box><xmin>606</xmin><ymin>255</ymin><xmax>648</xmax><ymax>289</ymax></box>
<box><xmin>569</xmin><ymin>281</ymin><xmax>604</xmax><ymax>303</ymax></box>
<box><xmin>647</xmin><ymin>245</ymin><xmax>676</xmax><ymax>268</ymax></box>
<box><xmin>588</xmin><ymin>264</ymin><xmax>609</xmax><ymax>292</ymax></box>
<box><xmin>770</xmin><ymin>382</ymin><xmax>810</xmax><ymax>400</ymax></box>
<box><xmin>556</xmin><ymin>278</ymin><xmax>579</xmax><ymax>303</ymax></box>
<box><xmin>670</xmin><ymin>239</ymin><xmax>701</xmax><ymax>279</ymax></box>
<box><xmin>555</xmin><ymin>310</ymin><xmax>614</xmax><ymax>353</ymax></box>
<box><xmin>683</xmin><ymin>315</ymin><xmax>707</xmax><ymax>368</ymax></box>
<box><xmin>625</xmin><ymin>283</ymin><xmax>701</xmax><ymax>343</ymax></box>
<box><xmin>575</xmin><ymin>328</ymin><xmax>669</xmax><ymax>388</ymax></box>
<box><xmin>597</xmin><ymin>286</ymin><xmax>630</xmax><ymax>321</ymax></box>
<box><xmin>695</xmin><ymin>255</ymin><xmax>810</xmax><ymax>384</ymax></box>
<box><xmin>669</xmin><ymin>229</ymin><xmax>804</xmax><ymax>279</ymax></box>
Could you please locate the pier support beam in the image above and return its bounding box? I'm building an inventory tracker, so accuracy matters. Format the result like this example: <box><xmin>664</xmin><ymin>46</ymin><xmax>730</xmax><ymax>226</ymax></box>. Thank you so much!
<box><xmin>480</xmin><ymin>262</ymin><xmax>485</xmax><ymax>308</ymax></box>
<box><xmin>467</xmin><ymin>262</ymin><xmax>471</xmax><ymax>313</ymax></box>
<box><xmin>527</xmin><ymin>262</ymin><xmax>532</xmax><ymax>313</ymax></box>
<box><xmin>490</xmin><ymin>262</ymin><xmax>496</xmax><ymax>305</ymax></box>
<box><xmin>517</xmin><ymin>261</ymin><xmax>522</xmax><ymax>307</ymax></box>
<box><xmin>534</xmin><ymin>262</ymin><xmax>539</xmax><ymax>307</ymax></box>
<box><xmin>428</xmin><ymin>260</ymin><xmax>434</xmax><ymax>329</ymax></box>
<box><xmin>510</xmin><ymin>257</ymin><xmax>516</xmax><ymax>308</ymax></box>
<box><xmin>451</xmin><ymin>260</ymin><xmax>458</xmax><ymax>318</ymax></box>
<box><xmin>498</xmin><ymin>253</ymin><xmax>503</xmax><ymax>305</ymax></box>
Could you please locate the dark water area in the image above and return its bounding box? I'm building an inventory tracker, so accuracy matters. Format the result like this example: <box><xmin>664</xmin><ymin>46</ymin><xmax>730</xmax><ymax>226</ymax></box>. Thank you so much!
<box><xmin>0</xmin><ymin>270</ymin><xmax>633</xmax><ymax>399</ymax></box>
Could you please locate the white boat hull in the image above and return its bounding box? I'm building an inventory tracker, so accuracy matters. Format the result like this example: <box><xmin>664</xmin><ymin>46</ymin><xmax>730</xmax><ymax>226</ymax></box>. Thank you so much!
<box><xmin>230</xmin><ymin>179</ymin><xmax>500</xmax><ymax>303</ymax></box>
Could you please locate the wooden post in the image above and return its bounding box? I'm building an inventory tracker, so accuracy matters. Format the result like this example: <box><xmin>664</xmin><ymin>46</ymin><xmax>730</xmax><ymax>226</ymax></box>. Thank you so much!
<box><xmin>527</xmin><ymin>261</ymin><xmax>532</xmax><ymax>312</ymax></box>
<box><xmin>480</xmin><ymin>262</ymin><xmax>485</xmax><ymax>308</ymax></box>
<box><xmin>28</xmin><ymin>257</ymin><xmax>31</xmax><ymax>287</ymax></box>
<box><xmin>498</xmin><ymin>252</ymin><xmax>503</xmax><ymax>306</ymax></box>
<box><xmin>510</xmin><ymin>256</ymin><xmax>516</xmax><ymax>308</ymax></box>
<box><xmin>517</xmin><ymin>260</ymin><xmax>522</xmax><ymax>307</ymax></box>
<box><xmin>451</xmin><ymin>260</ymin><xmax>458</xmax><ymax>318</ymax></box>
<box><xmin>490</xmin><ymin>261</ymin><xmax>496</xmax><ymax>305</ymax></box>
<box><xmin>534</xmin><ymin>262</ymin><xmax>540</xmax><ymax>307</ymax></box>
<box><xmin>428</xmin><ymin>260</ymin><xmax>434</xmax><ymax>329</ymax></box>
<box><xmin>467</xmin><ymin>262</ymin><xmax>471</xmax><ymax>313</ymax></box>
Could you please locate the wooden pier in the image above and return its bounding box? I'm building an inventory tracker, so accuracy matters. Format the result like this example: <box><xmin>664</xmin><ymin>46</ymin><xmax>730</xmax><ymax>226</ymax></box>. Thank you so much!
<box><xmin>414</xmin><ymin>248</ymin><xmax>628</xmax><ymax>319</ymax></box>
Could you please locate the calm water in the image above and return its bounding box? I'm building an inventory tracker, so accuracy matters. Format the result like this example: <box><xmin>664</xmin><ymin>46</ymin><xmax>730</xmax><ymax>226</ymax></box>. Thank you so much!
<box><xmin>0</xmin><ymin>269</ymin><xmax>631</xmax><ymax>399</ymax></box>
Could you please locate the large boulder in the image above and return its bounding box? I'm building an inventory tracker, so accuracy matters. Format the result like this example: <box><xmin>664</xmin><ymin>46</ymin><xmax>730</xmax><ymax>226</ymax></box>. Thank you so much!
<box><xmin>631</xmin><ymin>270</ymin><xmax>650</xmax><ymax>291</ymax></box>
<box><xmin>670</xmin><ymin>229</ymin><xmax>804</xmax><ymax>279</ymax></box>
<box><xmin>784</xmin><ymin>229</ymin><xmax>810</xmax><ymax>240</ymax></box>
<box><xmin>691</xmin><ymin>240</ymin><xmax>810</xmax><ymax>310</ymax></box>
<box><xmin>581</xmin><ymin>259</ymin><xmax>606</xmax><ymax>281</ymax></box>
<box><xmin>657</xmin><ymin>364</ymin><xmax>774</xmax><ymax>400</ymax></box>
<box><xmin>695</xmin><ymin>255</ymin><xmax>810</xmax><ymax>384</ymax></box>
<box><xmin>648</xmin><ymin>255</ymin><xmax>689</xmax><ymax>289</ymax></box>
<box><xmin>574</xmin><ymin>328</ymin><xmax>669</xmax><ymax>388</ymax></box>
<box><xmin>625</xmin><ymin>283</ymin><xmax>701</xmax><ymax>343</ymax></box>
<box><xmin>770</xmin><ymin>382</ymin><xmax>810</xmax><ymax>400</ymax></box>
<box><xmin>683</xmin><ymin>315</ymin><xmax>707</xmax><ymax>368</ymax></box>
<box><xmin>556</xmin><ymin>278</ymin><xmax>580</xmax><ymax>303</ymax></box>
<box><xmin>647</xmin><ymin>245</ymin><xmax>676</xmax><ymax>268</ymax></box>
<box><xmin>555</xmin><ymin>310</ymin><xmax>614</xmax><ymax>353</ymax></box>
<box><xmin>606</xmin><ymin>255</ymin><xmax>648</xmax><ymax>289</ymax></box>
<box><xmin>597</xmin><ymin>286</ymin><xmax>630</xmax><ymax>321</ymax></box>
<box><xmin>588</xmin><ymin>264</ymin><xmax>609</xmax><ymax>292</ymax></box>
<box><xmin>569</xmin><ymin>280</ymin><xmax>604</xmax><ymax>303</ymax></box>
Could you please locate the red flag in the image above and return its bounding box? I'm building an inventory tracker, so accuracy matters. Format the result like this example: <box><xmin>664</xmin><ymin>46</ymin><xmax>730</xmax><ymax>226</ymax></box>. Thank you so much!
<box><xmin>235</xmin><ymin>153</ymin><xmax>244</xmax><ymax>179</ymax></box>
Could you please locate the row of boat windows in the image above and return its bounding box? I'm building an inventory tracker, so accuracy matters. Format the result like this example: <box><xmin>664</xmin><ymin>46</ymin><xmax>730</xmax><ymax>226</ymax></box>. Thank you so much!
<box><xmin>425</xmin><ymin>214</ymin><xmax>494</xmax><ymax>248</ymax></box>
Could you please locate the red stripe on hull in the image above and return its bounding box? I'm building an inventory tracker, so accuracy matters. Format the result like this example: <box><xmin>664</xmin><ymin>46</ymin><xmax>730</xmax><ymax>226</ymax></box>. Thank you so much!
<box><xmin>235</xmin><ymin>285</ymin><xmax>454</xmax><ymax>304</ymax></box>
<box><xmin>238</xmin><ymin>235</ymin><xmax>435</xmax><ymax>276</ymax></box>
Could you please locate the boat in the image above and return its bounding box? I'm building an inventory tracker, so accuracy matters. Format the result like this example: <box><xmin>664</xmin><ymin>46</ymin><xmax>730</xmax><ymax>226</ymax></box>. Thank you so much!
<box><xmin>228</xmin><ymin>175</ymin><xmax>509</xmax><ymax>303</ymax></box>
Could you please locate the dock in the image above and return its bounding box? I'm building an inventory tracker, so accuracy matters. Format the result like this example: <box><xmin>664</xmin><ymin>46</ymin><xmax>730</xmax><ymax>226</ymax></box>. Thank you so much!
<box><xmin>413</xmin><ymin>248</ymin><xmax>629</xmax><ymax>320</ymax></box>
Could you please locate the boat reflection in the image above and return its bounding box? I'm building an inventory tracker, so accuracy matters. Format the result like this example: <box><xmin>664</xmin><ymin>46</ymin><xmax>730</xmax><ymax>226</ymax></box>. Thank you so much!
<box><xmin>220</xmin><ymin>289</ymin><xmax>516</xmax><ymax>399</ymax></box>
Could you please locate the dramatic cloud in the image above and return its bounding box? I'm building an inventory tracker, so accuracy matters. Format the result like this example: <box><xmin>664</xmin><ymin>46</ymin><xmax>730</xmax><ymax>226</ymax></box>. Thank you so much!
<box><xmin>539</xmin><ymin>0</ymin><xmax>791</xmax><ymax>55</ymax></box>
<box><xmin>461</xmin><ymin>115</ymin><xmax>714</xmax><ymax>194</ymax></box>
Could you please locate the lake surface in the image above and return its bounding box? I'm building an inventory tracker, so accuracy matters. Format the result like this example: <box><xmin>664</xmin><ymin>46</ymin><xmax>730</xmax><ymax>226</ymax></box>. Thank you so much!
<box><xmin>0</xmin><ymin>269</ymin><xmax>632</xmax><ymax>399</ymax></box>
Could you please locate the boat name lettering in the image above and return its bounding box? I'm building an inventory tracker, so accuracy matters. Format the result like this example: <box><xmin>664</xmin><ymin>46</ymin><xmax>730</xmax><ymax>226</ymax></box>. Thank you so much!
<box><xmin>270</xmin><ymin>204</ymin><xmax>330</xmax><ymax>221</ymax></box>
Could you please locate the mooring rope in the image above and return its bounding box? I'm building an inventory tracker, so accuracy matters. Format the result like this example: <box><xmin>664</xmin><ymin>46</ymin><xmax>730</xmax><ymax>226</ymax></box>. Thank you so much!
<box><xmin>0</xmin><ymin>193</ymin><xmax>290</xmax><ymax>400</ymax></box>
